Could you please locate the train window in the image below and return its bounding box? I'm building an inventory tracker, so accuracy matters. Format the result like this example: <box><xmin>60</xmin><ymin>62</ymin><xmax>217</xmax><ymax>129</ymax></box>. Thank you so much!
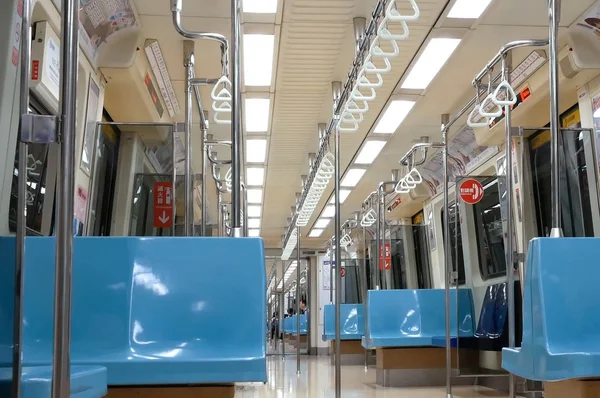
<box><xmin>473</xmin><ymin>179</ymin><xmax>507</xmax><ymax>280</ymax></box>
<box><xmin>441</xmin><ymin>203</ymin><xmax>466</xmax><ymax>285</ymax></box>
<box><xmin>8</xmin><ymin>96</ymin><xmax>55</xmax><ymax>235</ymax></box>
<box><xmin>412</xmin><ymin>211</ymin><xmax>432</xmax><ymax>289</ymax></box>
<box><xmin>529</xmin><ymin>106</ymin><xmax>594</xmax><ymax>237</ymax></box>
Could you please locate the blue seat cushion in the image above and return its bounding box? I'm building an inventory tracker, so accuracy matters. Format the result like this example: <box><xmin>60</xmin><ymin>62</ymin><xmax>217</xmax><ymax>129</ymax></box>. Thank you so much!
<box><xmin>322</xmin><ymin>304</ymin><xmax>364</xmax><ymax>342</ymax></box>
<box><xmin>0</xmin><ymin>366</ymin><xmax>107</xmax><ymax>398</ymax></box>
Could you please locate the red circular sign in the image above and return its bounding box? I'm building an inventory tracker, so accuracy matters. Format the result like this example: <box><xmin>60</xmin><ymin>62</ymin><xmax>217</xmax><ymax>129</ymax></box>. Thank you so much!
<box><xmin>459</xmin><ymin>179</ymin><xmax>484</xmax><ymax>205</ymax></box>
<box><xmin>340</xmin><ymin>268</ymin><xmax>346</xmax><ymax>278</ymax></box>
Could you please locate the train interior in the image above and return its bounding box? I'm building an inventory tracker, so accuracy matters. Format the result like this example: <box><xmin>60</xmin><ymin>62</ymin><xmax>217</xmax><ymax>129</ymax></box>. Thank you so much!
<box><xmin>2</xmin><ymin>0</ymin><xmax>600</xmax><ymax>397</ymax></box>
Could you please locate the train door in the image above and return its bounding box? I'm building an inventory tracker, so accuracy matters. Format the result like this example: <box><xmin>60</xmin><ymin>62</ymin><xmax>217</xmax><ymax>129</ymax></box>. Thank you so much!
<box><xmin>526</xmin><ymin>106</ymin><xmax>600</xmax><ymax>237</ymax></box>
<box><xmin>412</xmin><ymin>211</ymin><xmax>432</xmax><ymax>289</ymax></box>
<box><xmin>8</xmin><ymin>95</ymin><xmax>57</xmax><ymax>236</ymax></box>
<box><xmin>87</xmin><ymin>113</ymin><xmax>120</xmax><ymax>236</ymax></box>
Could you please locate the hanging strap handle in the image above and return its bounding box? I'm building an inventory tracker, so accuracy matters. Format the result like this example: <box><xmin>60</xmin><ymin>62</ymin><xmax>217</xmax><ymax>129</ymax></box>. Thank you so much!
<box><xmin>467</xmin><ymin>106</ymin><xmax>490</xmax><ymax>128</ymax></box>
<box><xmin>378</xmin><ymin>21</ymin><xmax>410</xmax><ymax>41</ymax></box>
<box><xmin>492</xmin><ymin>80</ymin><xmax>518</xmax><ymax>106</ymax></box>
<box><xmin>479</xmin><ymin>93</ymin><xmax>503</xmax><ymax>118</ymax></box>
<box><xmin>386</xmin><ymin>0</ymin><xmax>420</xmax><ymax>22</ymax></box>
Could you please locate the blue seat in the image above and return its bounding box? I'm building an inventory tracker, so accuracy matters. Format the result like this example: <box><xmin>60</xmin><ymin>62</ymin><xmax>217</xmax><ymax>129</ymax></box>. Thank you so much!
<box><xmin>322</xmin><ymin>304</ymin><xmax>364</xmax><ymax>341</ymax></box>
<box><xmin>431</xmin><ymin>282</ymin><xmax>522</xmax><ymax>350</ymax></box>
<box><xmin>0</xmin><ymin>366</ymin><xmax>107</xmax><ymax>398</ymax></box>
<box><xmin>362</xmin><ymin>289</ymin><xmax>475</xmax><ymax>349</ymax></box>
<box><xmin>286</xmin><ymin>314</ymin><xmax>307</xmax><ymax>335</ymax></box>
<box><xmin>502</xmin><ymin>238</ymin><xmax>600</xmax><ymax>381</ymax></box>
<box><xmin>0</xmin><ymin>237</ymin><xmax>267</xmax><ymax>385</ymax></box>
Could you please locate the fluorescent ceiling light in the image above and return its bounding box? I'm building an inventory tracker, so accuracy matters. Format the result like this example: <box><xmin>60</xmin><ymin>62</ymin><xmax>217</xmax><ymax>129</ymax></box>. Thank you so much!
<box><xmin>247</xmin><ymin>188</ymin><xmax>263</xmax><ymax>204</ymax></box>
<box><xmin>243</xmin><ymin>0</ymin><xmax>278</xmax><ymax>13</ymax></box>
<box><xmin>244</xmin><ymin>35</ymin><xmax>275</xmax><ymax>86</ymax></box>
<box><xmin>246</xmin><ymin>139</ymin><xmax>267</xmax><ymax>163</ymax></box>
<box><xmin>245</xmin><ymin>98</ymin><xmax>270</xmax><ymax>132</ymax></box>
<box><xmin>401</xmin><ymin>38</ymin><xmax>462</xmax><ymax>90</ymax></box>
<box><xmin>248</xmin><ymin>205</ymin><xmax>262</xmax><ymax>217</ymax></box>
<box><xmin>322</xmin><ymin>205</ymin><xmax>335</xmax><ymax>218</ymax></box>
<box><xmin>248</xmin><ymin>218</ymin><xmax>261</xmax><ymax>229</ymax></box>
<box><xmin>374</xmin><ymin>100</ymin><xmax>416</xmax><ymax>134</ymax></box>
<box><xmin>341</xmin><ymin>169</ymin><xmax>366</xmax><ymax>187</ymax></box>
<box><xmin>309</xmin><ymin>229</ymin><xmax>324</xmax><ymax>238</ymax></box>
<box><xmin>247</xmin><ymin>167</ymin><xmax>265</xmax><ymax>185</ymax></box>
<box><xmin>248</xmin><ymin>229</ymin><xmax>261</xmax><ymax>237</ymax></box>
<box><xmin>448</xmin><ymin>0</ymin><xmax>493</xmax><ymax>18</ymax></box>
<box><xmin>355</xmin><ymin>141</ymin><xmax>387</xmax><ymax>165</ymax></box>
<box><xmin>329</xmin><ymin>189</ymin><xmax>351</xmax><ymax>204</ymax></box>
<box><xmin>315</xmin><ymin>219</ymin><xmax>331</xmax><ymax>229</ymax></box>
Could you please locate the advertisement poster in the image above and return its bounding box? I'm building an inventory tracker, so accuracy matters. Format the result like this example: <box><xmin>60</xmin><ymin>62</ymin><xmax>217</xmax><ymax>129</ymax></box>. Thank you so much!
<box><xmin>425</xmin><ymin>206</ymin><xmax>436</xmax><ymax>251</ymax></box>
<box><xmin>78</xmin><ymin>0</ymin><xmax>139</xmax><ymax>65</ymax></box>
<box><xmin>80</xmin><ymin>77</ymin><xmax>100</xmax><ymax>176</ymax></box>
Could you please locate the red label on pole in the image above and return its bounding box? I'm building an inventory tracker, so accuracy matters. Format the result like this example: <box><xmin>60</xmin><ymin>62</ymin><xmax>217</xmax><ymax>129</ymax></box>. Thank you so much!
<box><xmin>153</xmin><ymin>182</ymin><xmax>173</xmax><ymax>228</ymax></box>
<box><xmin>31</xmin><ymin>60</ymin><xmax>39</xmax><ymax>80</ymax></box>
<box><xmin>379</xmin><ymin>243</ymin><xmax>391</xmax><ymax>270</ymax></box>
<box><xmin>459</xmin><ymin>179</ymin><xmax>484</xmax><ymax>205</ymax></box>
<box><xmin>340</xmin><ymin>267</ymin><xmax>346</xmax><ymax>278</ymax></box>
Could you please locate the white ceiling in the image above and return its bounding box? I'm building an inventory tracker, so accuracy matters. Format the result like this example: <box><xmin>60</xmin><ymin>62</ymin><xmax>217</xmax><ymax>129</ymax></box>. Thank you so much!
<box><xmin>112</xmin><ymin>0</ymin><xmax>597</xmax><ymax>248</ymax></box>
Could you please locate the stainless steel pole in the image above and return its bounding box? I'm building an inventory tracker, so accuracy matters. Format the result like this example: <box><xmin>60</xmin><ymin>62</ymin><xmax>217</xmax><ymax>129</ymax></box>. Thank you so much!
<box><xmin>184</xmin><ymin>62</ymin><xmax>194</xmax><ymax>237</ymax></box>
<box><xmin>282</xmin><ymin>258</ymin><xmax>286</xmax><ymax>360</ymax></box>
<box><xmin>362</xmin><ymin>223</ymin><xmax>369</xmax><ymax>369</ymax></box>
<box><xmin>52</xmin><ymin>0</ymin><xmax>78</xmax><ymax>395</ymax></box>
<box><xmin>172</xmin><ymin>124</ymin><xmax>177</xmax><ymax>237</ymax></box>
<box><xmin>13</xmin><ymin>0</ymin><xmax>32</xmax><ymax>395</ymax></box>
<box><xmin>502</xmin><ymin>55</ymin><xmax>517</xmax><ymax>398</ymax></box>
<box><xmin>201</xmin><ymin>118</ymin><xmax>208</xmax><ymax>236</ymax></box>
<box><xmin>549</xmin><ymin>0</ymin><xmax>563</xmax><ymax>238</ymax></box>
<box><xmin>442</xmin><ymin>114</ymin><xmax>452</xmax><ymax>398</ymax></box>
<box><xmin>296</xmin><ymin>227</ymin><xmax>301</xmax><ymax>374</ymax></box>
<box><xmin>231</xmin><ymin>0</ymin><xmax>242</xmax><ymax>236</ymax></box>
<box><xmin>329</xmin><ymin>244</ymin><xmax>334</xmax><ymax>303</ymax></box>
<box><xmin>307</xmin><ymin>257</ymin><xmax>312</xmax><ymax>356</ymax></box>
<box><xmin>376</xmin><ymin>189</ymin><xmax>382</xmax><ymax>290</ymax></box>
<box><xmin>334</xmin><ymin>123</ymin><xmax>342</xmax><ymax>398</ymax></box>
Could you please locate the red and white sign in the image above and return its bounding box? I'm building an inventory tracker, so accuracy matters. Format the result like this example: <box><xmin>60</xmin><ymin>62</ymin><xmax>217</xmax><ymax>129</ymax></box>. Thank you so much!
<box><xmin>459</xmin><ymin>179</ymin><xmax>484</xmax><ymax>205</ymax></box>
<box><xmin>340</xmin><ymin>267</ymin><xmax>346</xmax><ymax>278</ymax></box>
<box><xmin>74</xmin><ymin>185</ymin><xmax>88</xmax><ymax>222</ymax></box>
<box><xmin>153</xmin><ymin>182</ymin><xmax>173</xmax><ymax>228</ymax></box>
<box><xmin>379</xmin><ymin>243</ymin><xmax>391</xmax><ymax>270</ymax></box>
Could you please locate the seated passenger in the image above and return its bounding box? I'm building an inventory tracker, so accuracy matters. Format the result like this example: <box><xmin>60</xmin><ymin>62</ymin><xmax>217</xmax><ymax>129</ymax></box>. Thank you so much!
<box><xmin>300</xmin><ymin>299</ymin><xmax>308</xmax><ymax>314</ymax></box>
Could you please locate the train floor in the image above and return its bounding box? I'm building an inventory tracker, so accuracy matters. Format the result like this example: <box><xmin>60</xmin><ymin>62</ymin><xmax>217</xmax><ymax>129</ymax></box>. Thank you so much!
<box><xmin>235</xmin><ymin>356</ymin><xmax>509</xmax><ymax>397</ymax></box>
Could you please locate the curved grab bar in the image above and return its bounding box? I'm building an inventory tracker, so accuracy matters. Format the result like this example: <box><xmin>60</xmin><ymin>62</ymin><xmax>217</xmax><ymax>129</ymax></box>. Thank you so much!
<box><xmin>467</xmin><ymin>106</ymin><xmax>490</xmax><ymax>128</ymax></box>
<box><xmin>386</xmin><ymin>0</ymin><xmax>420</xmax><ymax>22</ymax></box>
<box><xmin>479</xmin><ymin>94</ymin><xmax>503</xmax><ymax>118</ymax></box>
<box><xmin>206</xmin><ymin>150</ymin><xmax>232</xmax><ymax>166</ymax></box>
<box><xmin>492</xmin><ymin>80</ymin><xmax>518</xmax><ymax>106</ymax></box>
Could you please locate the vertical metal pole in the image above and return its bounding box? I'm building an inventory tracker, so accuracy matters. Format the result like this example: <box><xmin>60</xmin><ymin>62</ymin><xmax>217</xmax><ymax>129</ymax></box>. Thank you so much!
<box><xmin>441</xmin><ymin>114</ymin><xmax>452</xmax><ymax>398</ymax></box>
<box><xmin>281</xmin><ymin>258</ymin><xmax>286</xmax><ymax>360</ymax></box>
<box><xmin>13</xmin><ymin>0</ymin><xmax>32</xmax><ymax>396</ymax></box>
<box><xmin>201</xmin><ymin>117</ymin><xmax>208</xmax><ymax>236</ymax></box>
<box><xmin>184</xmin><ymin>62</ymin><xmax>194</xmax><ymax>237</ymax></box>
<box><xmin>362</xmin><ymin>223</ymin><xmax>369</xmax><ymax>369</ymax></box>
<box><xmin>502</xmin><ymin>55</ymin><xmax>516</xmax><ymax>398</ymax></box>
<box><xmin>307</xmin><ymin>258</ymin><xmax>312</xmax><ymax>355</ymax></box>
<box><xmin>376</xmin><ymin>188</ymin><xmax>382</xmax><ymax>290</ymax></box>
<box><xmin>231</xmin><ymin>0</ymin><xmax>242</xmax><ymax>235</ymax></box>
<box><xmin>52</xmin><ymin>0</ymin><xmax>79</xmax><ymax>396</ymax></box>
<box><xmin>172</xmin><ymin>124</ymin><xmax>177</xmax><ymax>237</ymax></box>
<box><xmin>329</xmin><ymin>244</ymin><xmax>334</xmax><ymax>303</ymax></box>
<box><xmin>549</xmin><ymin>0</ymin><xmax>563</xmax><ymax>238</ymax></box>
<box><xmin>296</xmin><ymin>229</ymin><xmax>301</xmax><ymax>374</ymax></box>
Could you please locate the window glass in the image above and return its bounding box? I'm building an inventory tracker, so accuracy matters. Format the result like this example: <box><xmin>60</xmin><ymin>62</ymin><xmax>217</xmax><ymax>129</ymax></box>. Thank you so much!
<box><xmin>473</xmin><ymin>179</ymin><xmax>507</xmax><ymax>280</ymax></box>
<box><xmin>412</xmin><ymin>212</ymin><xmax>432</xmax><ymax>289</ymax></box>
<box><xmin>441</xmin><ymin>203</ymin><xmax>466</xmax><ymax>285</ymax></box>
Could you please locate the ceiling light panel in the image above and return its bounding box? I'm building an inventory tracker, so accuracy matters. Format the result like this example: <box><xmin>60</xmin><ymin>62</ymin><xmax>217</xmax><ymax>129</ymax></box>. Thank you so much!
<box><xmin>448</xmin><ymin>0</ymin><xmax>493</xmax><ymax>18</ymax></box>
<box><xmin>355</xmin><ymin>141</ymin><xmax>387</xmax><ymax>165</ymax></box>
<box><xmin>243</xmin><ymin>34</ymin><xmax>275</xmax><ymax>86</ymax></box>
<box><xmin>247</xmin><ymin>167</ymin><xmax>265</xmax><ymax>185</ymax></box>
<box><xmin>245</xmin><ymin>98</ymin><xmax>270</xmax><ymax>132</ymax></box>
<box><xmin>341</xmin><ymin>169</ymin><xmax>366</xmax><ymax>187</ymax></box>
<box><xmin>374</xmin><ymin>100</ymin><xmax>416</xmax><ymax>134</ymax></box>
<box><xmin>247</xmin><ymin>189</ymin><xmax>263</xmax><ymax>204</ymax></box>
<box><xmin>401</xmin><ymin>38</ymin><xmax>462</xmax><ymax>90</ymax></box>
<box><xmin>246</xmin><ymin>139</ymin><xmax>267</xmax><ymax>163</ymax></box>
<box><xmin>248</xmin><ymin>218</ymin><xmax>261</xmax><ymax>229</ymax></box>
<box><xmin>243</xmin><ymin>0</ymin><xmax>278</xmax><ymax>13</ymax></box>
<box><xmin>248</xmin><ymin>205</ymin><xmax>262</xmax><ymax>217</ymax></box>
<box><xmin>322</xmin><ymin>205</ymin><xmax>335</xmax><ymax>218</ymax></box>
<box><xmin>315</xmin><ymin>219</ymin><xmax>331</xmax><ymax>229</ymax></box>
<box><xmin>309</xmin><ymin>229</ymin><xmax>324</xmax><ymax>238</ymax></box>
<box><xmin>329</xmin><ymin>189</ymin><xmax>351</xmax><ymax>204</ymax></box>
<box><xmin>248</xmin><ymin>229</ymin><xmax>261</xmax><ymax>237</ymax></box>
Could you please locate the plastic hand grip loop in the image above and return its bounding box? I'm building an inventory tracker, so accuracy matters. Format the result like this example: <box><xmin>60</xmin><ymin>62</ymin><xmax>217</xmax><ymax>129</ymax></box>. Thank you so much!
<box><xmin>357</xmin><ymin>73</ymin><xmax>384</xmax><ymax>89</ymax></box>
<box><xmin>467</xmin><ymin>106</ymin><xmax>490</xmax><ymax>129</ymax></box>
<box><xmin>364</xmin><ymin>57</ymin><xmax>392</xmax><ymax>74</ymax></box>
<box><xmin>492</xmin><ymin>80</ymin><xmax>518</xmax><ymax>106</ymax></box>
<box><xmin>211</xmin><ymin>76</ymin><xmax>232</xmax><ymax>101</ymax></box>
<box><xmin>479</xmin><ymin>93</ymin><xmax>503</xmax><ymax>118</ymax></box>
<box><xmin>371</xmin><ymin>37</ymin><xmax>400</xmax><ymax>58</ymax></box>
<box><xmin>378</xmin><ymin>21</ymin><xmax>410</xmax><ymax>41</ymax></box>
<box><xmin>386</xmin><ymin>0</ymin><xmax>420</xmax><ymax>22</ymax></box>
